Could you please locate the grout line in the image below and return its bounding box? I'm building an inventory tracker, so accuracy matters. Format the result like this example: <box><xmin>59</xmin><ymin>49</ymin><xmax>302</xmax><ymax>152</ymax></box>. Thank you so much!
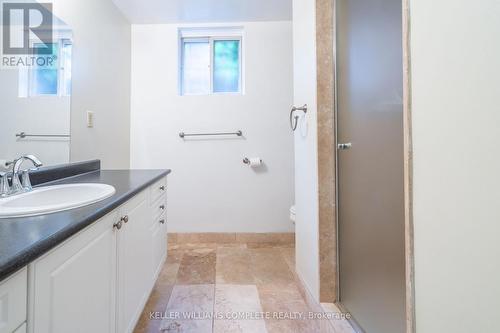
<box><xmin>212</xmin><ymin>250</ymin><xmax>218</xmax><ymax>333</ymax></box>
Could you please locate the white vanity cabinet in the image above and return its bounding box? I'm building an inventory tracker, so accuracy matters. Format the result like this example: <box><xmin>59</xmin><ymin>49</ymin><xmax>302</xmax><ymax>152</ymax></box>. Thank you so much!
<box><xmin>26</xmin><ymin>176</ymin><xmax>168</xmax><ymax>333</ymax></box>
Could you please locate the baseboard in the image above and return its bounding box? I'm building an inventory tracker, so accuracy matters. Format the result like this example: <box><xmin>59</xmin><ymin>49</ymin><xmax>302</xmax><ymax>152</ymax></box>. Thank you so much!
<box><xmin>167</xmin><ymin>232</ymin><xmax>295</xmax><ymax>245</ymax></box>
<box><xmin>291</xmin><ymin>265</ymin><xmax>356</xmax><ymax>333</ymax></box>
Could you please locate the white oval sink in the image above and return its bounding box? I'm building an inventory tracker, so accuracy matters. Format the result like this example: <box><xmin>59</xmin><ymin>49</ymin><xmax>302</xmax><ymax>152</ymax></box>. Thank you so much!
<box><xmin>0</xmin><ymin>183</ymin><xmax>116</xmax><ymax>218</ymax></box>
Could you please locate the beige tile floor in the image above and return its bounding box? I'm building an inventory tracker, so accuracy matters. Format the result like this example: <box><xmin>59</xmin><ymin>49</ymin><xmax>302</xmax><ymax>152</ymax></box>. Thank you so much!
<box><xmin>134</xmin><ymin>242</ymin><xmax>346</xmax><ymax>333</ymax></box>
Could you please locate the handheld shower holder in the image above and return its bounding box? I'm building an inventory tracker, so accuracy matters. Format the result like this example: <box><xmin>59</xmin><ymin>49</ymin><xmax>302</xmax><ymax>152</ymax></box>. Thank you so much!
<box><xmin>290</xmin><ymin>104</ymin><xmax>308</xmax><ymax>131</ymax></box>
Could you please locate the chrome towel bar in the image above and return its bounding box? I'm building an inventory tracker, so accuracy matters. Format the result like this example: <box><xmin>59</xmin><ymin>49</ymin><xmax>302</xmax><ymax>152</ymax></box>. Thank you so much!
<box><xmin>16</xmin><ymin>132</ymin><xmax>70</xmax><ymax>139</ymax></box>
<box><xmin>179</xmin><ymin>130</ymin><xmax>243</xmax><ymax>138</ymax></box>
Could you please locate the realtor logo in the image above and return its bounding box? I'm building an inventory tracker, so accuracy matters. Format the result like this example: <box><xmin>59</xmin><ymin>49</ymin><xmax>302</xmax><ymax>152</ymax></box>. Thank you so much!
<box><xmin>1</xmin><ymin>1</ymin><xmax>55</xmax><ymax>68</ymax></box>
<box><xmin>2</xmin><ymin>1</ymin><xmax>53</xmax><ymax>55</ymax></box>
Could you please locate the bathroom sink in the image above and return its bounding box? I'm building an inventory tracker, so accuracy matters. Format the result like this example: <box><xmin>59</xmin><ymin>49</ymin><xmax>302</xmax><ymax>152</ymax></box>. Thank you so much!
<box><xmin>0</xmin><ymin>183</ymin><xmax>116</xmax><ymax>218</ymax></box>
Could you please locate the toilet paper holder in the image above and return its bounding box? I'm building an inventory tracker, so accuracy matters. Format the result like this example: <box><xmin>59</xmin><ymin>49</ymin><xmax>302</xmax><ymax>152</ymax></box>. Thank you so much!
<box><xmin>243</xmin><ymin>157</ymin><xmax>263</xmax><ymax>165</ymax></box>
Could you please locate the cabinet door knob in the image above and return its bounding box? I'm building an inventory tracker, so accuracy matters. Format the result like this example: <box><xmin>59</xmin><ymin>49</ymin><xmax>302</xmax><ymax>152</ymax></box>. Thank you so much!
<box><xmin>159</xmin><ymin>205</ymin><xmax>165</xmax><ymax>210</ymax></box>
<box><xmin>159</xmin><ymin>186</ymin><xmax>165</xmax><ymax>191</ymax></box>
<box><xmin>113</xmin><ymin>220</ymin><xmax>123</xmax><ymax>230</ymax></box>
<box><xmin>159</xmin><ymin>219</ymin><xmax>165</xmax><ymax>224</ymax></box>
<box><xmin>121</xmin><ymin>215</ymin><xmax>129</xmax><ymax>223</ymax></box>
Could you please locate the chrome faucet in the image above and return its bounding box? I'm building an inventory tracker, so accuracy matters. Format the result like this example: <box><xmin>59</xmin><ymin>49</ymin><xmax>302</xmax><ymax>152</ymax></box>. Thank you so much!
<box><xmin>0</xmin><ymin>155</ymin><xmax>43</xmax><ymax>197</ymax></box>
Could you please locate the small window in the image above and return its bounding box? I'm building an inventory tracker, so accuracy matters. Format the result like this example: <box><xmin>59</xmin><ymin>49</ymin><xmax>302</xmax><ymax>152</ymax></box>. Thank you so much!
<box><xmin>181</xmin><ymin>36</ymin><xmax>242</xmax><ymax>95</ymax></box>
<box><xmin>19</xmin><ymin>39</ymin><xmax>73</xmax><ymax>97</ymax></box>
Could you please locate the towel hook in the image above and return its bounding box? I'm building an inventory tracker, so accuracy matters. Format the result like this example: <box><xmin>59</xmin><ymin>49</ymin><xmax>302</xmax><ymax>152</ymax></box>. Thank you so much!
<box><xmin>290</xmin><ymin>104</ymin><xmax>307</xmax><ymax>131</ymax></box>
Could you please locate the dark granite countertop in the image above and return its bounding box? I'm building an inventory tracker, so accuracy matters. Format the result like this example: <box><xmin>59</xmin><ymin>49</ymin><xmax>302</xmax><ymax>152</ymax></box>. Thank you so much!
<box><xmin>0</xmin><ymin>169</ymin><xmax>171</xmax><ymax>281</ymax></box>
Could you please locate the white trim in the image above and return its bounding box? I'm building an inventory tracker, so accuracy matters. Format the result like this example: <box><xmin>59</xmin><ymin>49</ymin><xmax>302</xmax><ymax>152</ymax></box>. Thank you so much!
<box><xmin>209</xmin><ymin>37</ymin><xmax>214</xmax><ymax>93</ymax></box>
<box><xmin>179</xmin><ymin>26</ymin><xmax>243</xmax><ymax>38</ymax></box>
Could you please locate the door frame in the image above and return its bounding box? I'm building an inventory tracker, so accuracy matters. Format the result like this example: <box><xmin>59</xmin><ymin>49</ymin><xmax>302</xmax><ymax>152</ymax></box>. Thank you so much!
<box><xmin>402</xmin><ymin>0</ymin><xmax>416</xmax><ymax>332</ymax></box>
<box><xmin>329</xmin><ymin>0</ymin><xmax>415</xmax><ymax>332</ymax></box>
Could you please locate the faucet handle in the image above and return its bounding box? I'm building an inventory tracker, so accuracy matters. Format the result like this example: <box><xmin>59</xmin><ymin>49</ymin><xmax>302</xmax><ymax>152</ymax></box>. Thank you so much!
<box><xmin>0</xmin><ymin>173</ymin><xmax>10</xmax><ymax>197</ymax></box>
<box><xmin>10</xmin><ymin>172</ymin><xmax>23</xmax><ymax>195</ymax></box>
<box><xmin>21</xmin><ymin>170</ymin><xmax>33</xmax><ymax>191</ymax></box>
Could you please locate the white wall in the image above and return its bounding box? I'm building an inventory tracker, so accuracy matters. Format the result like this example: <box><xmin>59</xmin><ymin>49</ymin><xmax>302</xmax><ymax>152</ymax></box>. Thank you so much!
<box><xmin>54</xmin><ymin>0</ymin><xmax>131</xmax><ymax>169</ymax></box>
<box><xmin>130</xmin><ymin>21</ymin><xmax>295</xmax><ymax>233</ymax></box>
<box><xmin>0</xmin><ymin>70</ymin><xmax>70</xmax><ymax>166</ymax></box>
<box><xmin>410</xmin><ymin>1</ymin><xmax>500</xmax><ymax>332</ymax></box>
<box><xmin>292</xmin><ymin>0</ymin><xmax>320</xmax><ymax>300</ymax></box>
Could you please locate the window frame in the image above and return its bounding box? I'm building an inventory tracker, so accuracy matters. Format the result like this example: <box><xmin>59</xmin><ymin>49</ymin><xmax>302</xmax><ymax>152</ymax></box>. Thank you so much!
<box><xmin>180</xmin><ymin>35</ymin><xmax>243</xmax><ymax>96</ymax></box>
<box><xmin>60</xmin><ymin>39</ymin><xmax>73</xmax><ymax>97</ymax></box>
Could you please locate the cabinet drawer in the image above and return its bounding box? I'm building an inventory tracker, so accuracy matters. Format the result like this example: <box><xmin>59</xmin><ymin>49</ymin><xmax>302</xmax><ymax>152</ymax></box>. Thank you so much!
<box><xmin>151</xmin><ymin>195</ymin><xmax>167</xmax><ymax>222</ymax></box>
<box><xmin>150</xmin><ymin>177</ymin><xmax>167</xmax><ymax>203</ymax></box>
<box><xmin>0</xmin><ymin>268</ymin><xmax>27</xmax><ymax>333</ymax></box>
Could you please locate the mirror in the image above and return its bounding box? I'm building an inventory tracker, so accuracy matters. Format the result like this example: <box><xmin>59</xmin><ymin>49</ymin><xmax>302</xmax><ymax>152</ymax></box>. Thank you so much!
<box><xmin>0</xmin><ymin>12</ymin><xmax>72</xmax><ymax>170</ymax></box>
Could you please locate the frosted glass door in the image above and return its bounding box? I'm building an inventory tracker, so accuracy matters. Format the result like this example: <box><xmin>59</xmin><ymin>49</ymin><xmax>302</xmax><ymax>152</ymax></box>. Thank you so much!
<box><xmin>336</xmin><ymin>0</ymin><xmax>405</xmax><ymax>332</ymax></box>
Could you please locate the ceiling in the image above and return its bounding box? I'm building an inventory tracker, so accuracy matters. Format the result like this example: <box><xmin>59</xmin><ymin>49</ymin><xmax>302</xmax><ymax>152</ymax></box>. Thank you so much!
<box><xmin>111</xmin><ymin>0</ymin><xmax>292</xmax><ymax>24</ymax></box>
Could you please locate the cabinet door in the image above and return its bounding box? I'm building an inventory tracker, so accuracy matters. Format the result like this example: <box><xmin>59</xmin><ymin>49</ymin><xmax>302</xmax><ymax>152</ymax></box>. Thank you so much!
<box><xmin>150</xmin><ymin>212</ymin><xmax>167</xmax><ymax>280</ymax></box>
<box><xmin>0</xmin><ymin>268</ymin><xmax>27</xmax><ymax>333</ymax></box>
<box><xmin>30</xmin><ymin>212</ymin><xmax>118</xmax><ymax>333</ymax></box>
<box><xmin>116</xmin><ymin>192</ymin><xmax>151</xmax><ymax>333</ymax></box>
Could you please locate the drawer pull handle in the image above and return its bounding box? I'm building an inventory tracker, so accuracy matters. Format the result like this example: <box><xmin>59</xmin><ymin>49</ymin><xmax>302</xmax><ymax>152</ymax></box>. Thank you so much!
<box><xmin>160</xmin><ymin>205</ymin><xmax>165</xmax><ymax>210</ymax></box>
<box><xmin>159</xmin><ymin>186</ymin><xmax>165</xmax><ymax>191</ymax></box>
<box><xmin>159</xmin><ymin>219</ymin><xmax>166</xmax><ymax>224</ymax></box>
<box><xmin>121</xmin><ymin>215</ymin><xmax>129</xmax><ymax>223</ymax></box>
<box><xmin>113</xmin><ymin>220</ymin><xmax>123</xmax><ymax>230</ymax></box>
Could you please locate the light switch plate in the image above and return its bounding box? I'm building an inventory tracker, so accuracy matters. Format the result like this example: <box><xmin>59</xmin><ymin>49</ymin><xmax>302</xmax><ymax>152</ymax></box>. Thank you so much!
<box><xmin>86</xmin><ymin>111</ymin><xmax>94</xmax><ymax>128</ymax></box>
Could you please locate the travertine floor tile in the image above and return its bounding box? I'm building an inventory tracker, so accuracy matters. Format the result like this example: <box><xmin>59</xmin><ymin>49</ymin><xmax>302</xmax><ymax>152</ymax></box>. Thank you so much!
<box><xmin>157</xmin><ymin>263</ymin><xmax>180</xmax><ymax>286</ymax></box>
<box><xmin>162</xmin><ymin>318</ymin><xmax>213</xmax><ymax>333</ymax></box>
<box><xmin>175</xmin><ymin>233</ymin><xmax>237</xmax><ymax>244</ymax></box>
<box><xmin>216</xmin><ymin>248</ymin><xmax>254</xmax><ymax>285</ymax></box>
<box><xmin>264</xmin><ymin>319</ymin><xmax>320</xmax><ymax>333</ymax></box>
<box><xmin>166</xmin><ymin>249</ymin><xmax>185</xmax><ymax>265</ymax></box>
<box><xmin>214</xmin><ymin>319</ymin><xmax>268</xmax><ymax>333</ymax></box>
<box><xmin>257</xmin><ymin>284</ymin><xmax>307</xmax><ymax>311</ymax></box>
<box><xmin>279</xmin><ymin>248</ymin><xmax>295</xmax><ymax>271</ymax></box>
<box><xmin>258</xmin><ymin>284</ymin><xmax>319</xmax><ymax>333</ymax></box>
<box><xmin>246</xmin><ymin>243</ymin><xmax>294</xmax><ymax>249</ymax></box>
<box><xmin>169</xmin><ymin>243</ymin><xmax>218</xmax><ymax>251</ymax></box>
<box><xmin>166</xmin><ymin>284</ymin><xmax>215</xmax><ymax>313</ymax></box>
<box><xmin>176</xmin><ymin>249</ymin><xmax>216</xmax><ymax>284</ymax></box>
<box><xmin>215</xmin><ymin>285</ymin><xmax>263</xmax><ymax>312</ymax></box>
<box><xmin>249</xmin><ymin>249</ymin><xmax>295</xmax><ymax>286</ymax></box>
<box><xmin>160</xmin><ymin>284</ymin><xmax>215</xmax><ymax>333</ymax></box>
<box><xmin>217</xmin><ymin>243</ymin><xmax>248</xmax><ymax>249</ymax></box>
<box><xmin>214</xmin><ymin>285</ymin><xmax>267</xmax><ymax>333</ymax></box>
<box><xmin>235</xmin><ymin>233</ymin><xmax>294</xmax><ymax>244</ymax></box>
